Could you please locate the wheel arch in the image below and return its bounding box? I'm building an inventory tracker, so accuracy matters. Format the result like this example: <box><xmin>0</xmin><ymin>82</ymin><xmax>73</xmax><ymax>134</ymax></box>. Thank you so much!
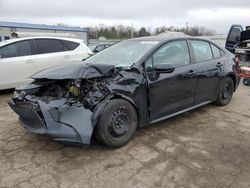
<box><xmin>110</xmin><ymin>93</ymin><xmax>140</xmax><ymax>123</ymax></box>
<box><xmin>91</xmin><ymin>93</ymin><xmax>140</xmax><ymax>134</ymax></box>
<box><xmin>226</xmin><ymin>73</ymin><xmax>236</xmax><ymax>91</ymax></box>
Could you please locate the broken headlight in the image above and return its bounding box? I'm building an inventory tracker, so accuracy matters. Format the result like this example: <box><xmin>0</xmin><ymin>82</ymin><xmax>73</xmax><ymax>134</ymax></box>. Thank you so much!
<box><xmin>13</xmin><ymin>90</ymin><xmax>27</xmax><ymax>101</ymax></box>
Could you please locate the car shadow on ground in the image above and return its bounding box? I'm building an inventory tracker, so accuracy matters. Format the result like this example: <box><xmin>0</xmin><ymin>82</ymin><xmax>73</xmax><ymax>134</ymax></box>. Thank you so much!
<box><xmin>27</xmin><ymin>103</ymin><xmax>214</xmax><ymax>150</ymax></box>
<box><xmin>0</xmin><ymin>89</ymin><xmax>14</xmax><ymax>96</ymax></box>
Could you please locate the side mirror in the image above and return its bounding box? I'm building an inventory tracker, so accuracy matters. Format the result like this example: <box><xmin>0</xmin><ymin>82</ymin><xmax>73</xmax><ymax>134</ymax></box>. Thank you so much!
<box><xmin>154</xmin><ymin>64</ymin><xmax>175</xmax><ymax>74</ymax></box>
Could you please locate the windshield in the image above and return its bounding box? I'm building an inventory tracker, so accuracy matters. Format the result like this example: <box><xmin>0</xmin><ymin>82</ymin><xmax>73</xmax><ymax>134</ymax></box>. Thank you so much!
<box><xmin>86</xmin><ymin>40</ymin><xmax>158</xmax><ymax>67</ymax></box>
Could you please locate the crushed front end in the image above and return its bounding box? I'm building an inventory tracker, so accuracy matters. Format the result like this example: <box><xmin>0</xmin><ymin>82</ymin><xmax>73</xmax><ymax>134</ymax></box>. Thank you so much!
<box><xmin>8</xmin><ymin>63</ymin><xmax>148</xmax><ymax>145</ymax></box>
<box><xmin>8</xmin><ymin>77</ymin><xmax>111</xmax><ymax>145</ymax></box>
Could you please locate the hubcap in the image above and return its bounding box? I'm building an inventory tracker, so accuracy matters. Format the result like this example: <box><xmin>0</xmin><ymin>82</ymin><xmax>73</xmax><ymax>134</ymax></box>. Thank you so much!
<box><xmin>108</xmin><ymin>107</ymin><xmax>129</xmax><ymax>138</ymax></box>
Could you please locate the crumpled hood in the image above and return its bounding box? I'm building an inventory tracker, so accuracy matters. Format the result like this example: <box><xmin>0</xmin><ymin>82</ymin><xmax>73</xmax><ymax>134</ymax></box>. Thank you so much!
<box><xmin>31</xmin><ymin>62</ymin><xmax>116</xmax><ymax>80</ymax></box>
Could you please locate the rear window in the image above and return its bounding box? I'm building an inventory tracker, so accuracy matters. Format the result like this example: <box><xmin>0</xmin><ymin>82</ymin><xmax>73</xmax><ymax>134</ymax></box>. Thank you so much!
<box><xmin>35</xmin><ymin>39</ymin><xmax>65</xmax><ymax>54</ymax></box>
<box><xmin>61</xmin><ymin>40</ymin><xmax>80</xmax><ymax>51</ymax></box>
<box><xmin>190</xmin><ymin>40</ymin><xmax>213</xmax><ymax>62</ymax></box>
<box><xmin>0</xmin><ymin>40</ymin><xmax>32</xmax><ymax>59</ymax></box>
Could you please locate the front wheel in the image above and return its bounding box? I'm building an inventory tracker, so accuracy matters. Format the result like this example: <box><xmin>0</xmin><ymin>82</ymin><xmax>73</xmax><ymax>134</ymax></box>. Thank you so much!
<box><xmin>215</xmin><ymin>77</ymin><xmax>234</xmax><ymax>106</ymax></box>
<box><xmin>95</xmin><ymin>99</ymin><xmax>138</xmax><ymax>148</ymax></box>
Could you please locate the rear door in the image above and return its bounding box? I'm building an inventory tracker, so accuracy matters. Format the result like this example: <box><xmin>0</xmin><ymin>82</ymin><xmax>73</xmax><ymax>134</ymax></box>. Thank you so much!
<box><xmin>33</xmin><ymin>39</ymin><xmax>72</xmax><ymax>71</ymax></box>
<box><xmin>0</xmin><ymin>40</ymin><xmax>37</xmax><ymax>89</ymax></box>
<box><xmin>225</xmin><ymin>25</ymin><xmax>243</xmax><ymax>53</ymax></box>
<box><xmin>188</xmin><ymin>40</ymin><xmax>224</xmax><ymax>104</ymax></box>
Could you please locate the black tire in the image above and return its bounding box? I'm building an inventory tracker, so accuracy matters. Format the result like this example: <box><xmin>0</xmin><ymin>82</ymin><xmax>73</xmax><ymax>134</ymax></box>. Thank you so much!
<box><xmin>95</xmin><ymin>99</ymin><xmax>138</xmax><ymax>148</ymax></box>
<box><xmin>243</xmin><ymin>78</ymin><xmax>250</xmax><ymax>86</ymax></box>
<box><xmin>215</xmin><ymin>77</ymin><xmax>234</xmax><ymax>106</ymax></box>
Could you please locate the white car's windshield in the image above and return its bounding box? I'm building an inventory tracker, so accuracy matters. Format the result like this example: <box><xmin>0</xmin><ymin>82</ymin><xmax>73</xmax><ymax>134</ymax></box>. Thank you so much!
<box><xmin>86</xmin><ymin>40</ymin><xmax>158</xmax><ymax>67</ymax></box>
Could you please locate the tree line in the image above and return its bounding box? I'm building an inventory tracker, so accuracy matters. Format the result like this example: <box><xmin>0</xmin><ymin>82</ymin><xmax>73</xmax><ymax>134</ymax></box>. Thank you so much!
<box><xmin>88</xmin><ymin>24</ymin><xmax>215</xmax><ymax>39</ymax></box>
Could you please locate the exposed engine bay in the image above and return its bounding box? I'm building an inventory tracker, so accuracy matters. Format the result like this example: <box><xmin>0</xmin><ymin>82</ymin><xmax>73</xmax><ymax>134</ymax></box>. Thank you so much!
<box><xmin>25</xmin><ymin>78</ymin><xmax>111</xmax><ymax>111</ymax></box>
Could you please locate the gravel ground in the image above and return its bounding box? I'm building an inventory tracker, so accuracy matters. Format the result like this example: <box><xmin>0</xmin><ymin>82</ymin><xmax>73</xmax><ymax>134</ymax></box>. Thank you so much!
<box><xmin>0</xmin><ymin>84</ymin><xmax>250</xmax><ymax>188</ymax></box>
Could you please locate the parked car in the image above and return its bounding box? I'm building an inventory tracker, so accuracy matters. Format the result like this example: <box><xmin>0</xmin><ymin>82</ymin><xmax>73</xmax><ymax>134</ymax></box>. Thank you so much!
<box><xmin>9</xmin><ymin>36</ymin><xmax>240</xmax><ymax>148</ymax></box>
<box><xmin>0</xmin><ymin>37</ymin><xmax>92</xmax><ymax>90</ymax></box>
<box><xmin>90</xmin><ymin>43</ymin><xmax>112</xmax><ymax>53</ymax></box>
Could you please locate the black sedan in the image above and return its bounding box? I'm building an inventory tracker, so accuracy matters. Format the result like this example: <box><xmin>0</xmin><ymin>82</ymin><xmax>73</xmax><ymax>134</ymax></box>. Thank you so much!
<box><xmin>9</xmin><ymin>36</ymin><xmax>240</xmax><ymax>148</ymax></box>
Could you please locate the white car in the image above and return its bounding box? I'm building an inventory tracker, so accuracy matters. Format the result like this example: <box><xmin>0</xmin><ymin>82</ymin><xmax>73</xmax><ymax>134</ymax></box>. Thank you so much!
<box><xmin>0</xmin><ymin>37</ymin><xmax>92</xmax><ymax>90</ymax></box>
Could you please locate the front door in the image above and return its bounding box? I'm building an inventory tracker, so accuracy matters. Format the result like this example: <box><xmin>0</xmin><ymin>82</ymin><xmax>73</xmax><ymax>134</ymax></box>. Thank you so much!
<box><xmin>0</xmin><ymin>40</ymin><xmax>37</xmax><ymax>89</ymax></box>
<box><xmin>146</xmin><ymin>40</ymin><xmax>196</xmax><ymax>121</ymax></box>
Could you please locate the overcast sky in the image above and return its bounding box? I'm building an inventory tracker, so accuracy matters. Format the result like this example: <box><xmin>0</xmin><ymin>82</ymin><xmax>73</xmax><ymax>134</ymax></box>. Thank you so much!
<box><xmin>0</xmin><ymin>0</ymin><xmax>249</xmax><ymax>34</ymax></box>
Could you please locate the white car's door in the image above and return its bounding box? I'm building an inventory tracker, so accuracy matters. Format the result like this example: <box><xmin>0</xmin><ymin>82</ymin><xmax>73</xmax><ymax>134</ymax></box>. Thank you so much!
<box><xmin>0</xmin><ymin>40</ymin><xmax>37</xmax><ymax>90</ymax></box>
<box><xmin>33</xmin><ymin>39</ymin><xmax>72</xmax><ymax>71</ymax></box>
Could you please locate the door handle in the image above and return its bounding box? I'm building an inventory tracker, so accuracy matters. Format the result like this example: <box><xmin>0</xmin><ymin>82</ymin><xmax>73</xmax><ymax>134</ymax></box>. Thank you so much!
<box><xmin>216</xmin><ymin>62</ymin><xmax>223</xmax><ymax>67</ymax></box>
<box><xmin>25</xmin><ymin>59</ymin><xmax>34</xmax><ymax>64</ymax></box>
<box><xmin>188</xmin><ymin>70</ymin><xmax>196</xmax><ymax>77</ymax></box>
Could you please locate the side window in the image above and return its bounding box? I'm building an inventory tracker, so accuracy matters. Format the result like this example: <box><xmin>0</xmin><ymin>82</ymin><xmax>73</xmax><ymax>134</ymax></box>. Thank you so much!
<box><xmin>0</xmin><ymin>44</ymin><xmax>17</xmax><ymax>59</ymax></box>
<box><xmin>35</xmin><ymin>39</ymin><xmax>65</xmax><ymax>54</ymax></box>
<box><xmin>190</xmin><ymin>40</ymin><xmax>213</xmax><ymax>62</ymax></box>
<box><xmin>0</xmin><ymin>40</ymin><xmax>32</xmax><ymax>59</ymax></box>
<box><xmin>211</xmin><ymin>44</ymin><xmax>221</xmax><ymax>59</ymax></box>
<box><xmin>145</xmin><ymin>57</ymin><xmax>154</xmax><ymax>72</ymax></box>
<box><xmin>151</xmin><ymin>40</ymin><xmax>190</xmax><ymax>68</ymax></box>
<box><xmin>61</xmin><ymin>40</ymin><xmax>80</xmax><ymax>51</ymax></box>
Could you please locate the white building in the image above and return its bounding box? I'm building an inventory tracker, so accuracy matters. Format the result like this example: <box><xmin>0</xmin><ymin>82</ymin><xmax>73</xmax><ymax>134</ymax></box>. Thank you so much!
<box><xmin>0</xmin><ymin>21</ymin><xmax>89</xmax><ymax>44</ymax></box>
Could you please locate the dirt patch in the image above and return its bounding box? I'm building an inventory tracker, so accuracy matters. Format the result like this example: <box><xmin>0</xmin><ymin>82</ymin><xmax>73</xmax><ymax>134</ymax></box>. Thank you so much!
<box><xmin>0</xmin><ymin>84</ymin><xmax>250</xmax><ymax>187</ymax></box>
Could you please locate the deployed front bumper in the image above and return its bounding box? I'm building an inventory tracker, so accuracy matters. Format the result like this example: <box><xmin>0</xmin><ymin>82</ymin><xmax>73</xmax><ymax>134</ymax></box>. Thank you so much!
<box><xmin>8</xmin><ymin>97</ymin><xmax>94</xmax><ymax>145</ymax></box>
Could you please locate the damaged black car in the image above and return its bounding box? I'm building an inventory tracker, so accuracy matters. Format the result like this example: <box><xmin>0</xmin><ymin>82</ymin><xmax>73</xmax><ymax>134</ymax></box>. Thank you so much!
<box><xmin>9</xmin><ymin>36</ymin><xmax>240</xmax><ymax>148</ymax></box>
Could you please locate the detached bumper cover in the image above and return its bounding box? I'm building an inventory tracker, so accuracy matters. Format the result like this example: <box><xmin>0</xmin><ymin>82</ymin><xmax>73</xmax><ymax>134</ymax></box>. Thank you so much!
<box><xmin>8</xmin><ymin>97</ymin><xmax>94</xmax><ymax>145</ymax></box>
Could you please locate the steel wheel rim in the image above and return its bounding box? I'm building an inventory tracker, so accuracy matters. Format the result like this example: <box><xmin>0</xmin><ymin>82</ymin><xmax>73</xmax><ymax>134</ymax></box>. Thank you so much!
<box><xmin>108</xmin><ymin>107</ymin><xmax>130</xmax><ymax>138</ymax></box>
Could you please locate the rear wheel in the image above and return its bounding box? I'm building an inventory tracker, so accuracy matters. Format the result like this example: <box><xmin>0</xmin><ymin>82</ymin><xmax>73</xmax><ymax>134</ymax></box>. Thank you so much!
<box><xmin>215</xmin><ymin>77</ymin><xmax>234</xmax><ymax>106</ymax></box>
<box><xmin>95</xmin><ymin>99</ymin><xmax>138</xmax><ymax>148</ymax></box>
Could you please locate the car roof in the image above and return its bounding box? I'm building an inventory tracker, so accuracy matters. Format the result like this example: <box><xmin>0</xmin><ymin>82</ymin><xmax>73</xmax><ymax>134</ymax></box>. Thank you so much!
<box><xmin>130</xmin><ymin>35</ymin><xmax>211</xmax><ymax>42</ymax></box>
<box><xmin>0</xmin><ymin>36</ymin><xmax>83</xmax><ymax>47</ymax></box>
<box><xmin>128</xmin><ymin>35</ymin><xmax>223</xmax><ymax>48</ymax></box>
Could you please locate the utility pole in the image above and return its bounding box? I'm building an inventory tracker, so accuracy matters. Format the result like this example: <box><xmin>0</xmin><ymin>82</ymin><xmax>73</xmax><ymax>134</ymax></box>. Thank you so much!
<box><xmin>185</xmin><ymin>21</ymin><xmax>189</xmax><ymax>34</ymax></box>
<box><xmin>95</xmin><ymin>26</ymin><xmax>98</xmax><ymax>39</ymax></box>
<box><xmin>131</xmin><ymin>22</ymin><xmax>134</xmax><ymax>39</ymax></box>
